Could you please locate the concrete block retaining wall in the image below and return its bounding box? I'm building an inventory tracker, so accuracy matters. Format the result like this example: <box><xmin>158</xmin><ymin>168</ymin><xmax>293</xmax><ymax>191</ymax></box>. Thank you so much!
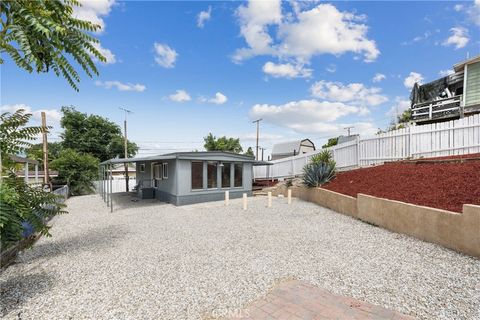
<box><xmin>285</xmin><ymin>187</ymin><xmax>480</xmax><ymax>258</ymax></box>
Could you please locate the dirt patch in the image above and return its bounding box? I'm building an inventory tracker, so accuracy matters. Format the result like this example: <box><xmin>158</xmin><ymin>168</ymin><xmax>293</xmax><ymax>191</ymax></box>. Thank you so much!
<box><xmin>323</xmin><ymin>157</ymin><xmax>480</xmax><ymax>213</ymax></box>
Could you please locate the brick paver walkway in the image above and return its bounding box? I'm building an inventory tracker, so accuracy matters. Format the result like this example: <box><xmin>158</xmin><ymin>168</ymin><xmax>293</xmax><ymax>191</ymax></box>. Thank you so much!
<box><xmin>228</xmin><ymin>280</ymin><xmax>415</xmax><ymax>320</ymax></box>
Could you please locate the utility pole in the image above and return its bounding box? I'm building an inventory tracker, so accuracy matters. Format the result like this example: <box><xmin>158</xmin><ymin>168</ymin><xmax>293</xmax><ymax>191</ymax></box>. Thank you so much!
<box><xmin>119</xmin><ymin>107</ymin><xmax>133</xmax><ymax>192</ymax></box>
<box><xmin>41</xmin><ymin>112</ymin><xmax>50</xmax><ymax>189</ymax></box>
<box><xmin>252</xmin><ymin>119</ymin><xmax>262</xmax><ymax>161</ymax></box>
<box><xmin>344</xmin><ymin>126</ymin><xmax>354</xmax><ymax>136</ymax></box>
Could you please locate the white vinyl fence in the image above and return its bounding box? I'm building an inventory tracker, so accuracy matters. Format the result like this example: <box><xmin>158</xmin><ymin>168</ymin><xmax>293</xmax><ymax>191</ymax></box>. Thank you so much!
<box><xmin>94</xmin><ymin>177</ymin><xmax>137</xmax><ymax>193</ymax></box>
<box><xmin>254</xmin><ymin>114</ymin><xmax>480</xmax><ymax>179</ymax></box>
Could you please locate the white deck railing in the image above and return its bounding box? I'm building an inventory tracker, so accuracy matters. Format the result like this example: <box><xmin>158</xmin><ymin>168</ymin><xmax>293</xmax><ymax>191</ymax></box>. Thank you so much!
<box><xmin>254</xmin><ymin>113</ymin><xmax>480</xmax><ymax>179</ymax></box>
<box><xmin>412</xmin><ymin>95</ymin><xmax>462</xmax><ymax>122</ymax></box>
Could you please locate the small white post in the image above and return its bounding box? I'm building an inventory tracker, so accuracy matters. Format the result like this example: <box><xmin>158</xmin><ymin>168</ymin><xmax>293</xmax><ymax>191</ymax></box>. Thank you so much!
<box><xmin>267</xmin><ymin>192</ymin><xmax>272</xmax><ymax>208</ymax></box>
<box><xmin>242</xmin><ymin>193</ymin><xmax>247</xmax><ymax>210</ymax></box>
<box><xmin>225</xmin><ymin>190</ymin><xmax>229</xmax><ymax>206</ymax></box>
<box><xmin>287</xmin><ymin>189</ymin><xmax>292</xmax><ymax>205</ymax></box>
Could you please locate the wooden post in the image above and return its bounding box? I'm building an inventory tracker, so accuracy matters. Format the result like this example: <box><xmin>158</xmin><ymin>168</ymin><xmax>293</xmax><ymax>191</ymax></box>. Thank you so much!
<box><xmin>243</xmin><ymin>193</ymin><xmax>247</xmax><ymax>210</ymax></box>
<box><xmin>267</xmin><ymin>192</ymin><xmax>272</xmax><ymax>208</ymax></box>
<box><xmin>287</xmin><ymin>189</ymin><xmax>292</xmax><ymax>205</ymax></box>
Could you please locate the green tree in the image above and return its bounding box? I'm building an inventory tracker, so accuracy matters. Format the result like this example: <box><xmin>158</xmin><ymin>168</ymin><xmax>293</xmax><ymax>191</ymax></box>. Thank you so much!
<box><xmin>203</xmin><ymin>133</ymin><xmax>243</xmax><ymax>153</ymax></box>
<box><xmin>108</xmin><ymin>136</ymin><xmax>139</xmax><ymax>159</ymax></box>
<box><xmin>0</xmin><ymin>109</ymin><xmax>65</xmax><ymax>249</ymax></box>
<box><xmin>51</xmin><ymin>149</ymin><xmax>99</xmax><ymax>196</ymax></box>
<box><xmin>25</xmin><ymin>141</ymin><xmax>63</xmax><ymax>168</ymax></box>
<box><xmin>322</xmin><ymin>137</ymin><xmax>338</xmax><ymax>149</ymax></box>
<box><xmin>60</xmin><ymin>106</ymin><xmax>138</xmax><ymax>162</ymax></box>
<box><xmin>0</xmin><ymin>0</ymin><xmax>106</xmax><ymax>91</ymax></box>
<box><xmin>244</xmin><ymin>147</ymin><xmax>254</xmax><ymax>157</ymax></box>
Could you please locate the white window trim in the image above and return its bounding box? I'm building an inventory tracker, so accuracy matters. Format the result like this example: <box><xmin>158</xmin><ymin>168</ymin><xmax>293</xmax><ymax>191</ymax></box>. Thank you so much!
<box><xmin>162</xmin><ymin>163</ymin><xmax>168</xmax><ymax>179</ymax></box>
<box><xmin>139</xmin><ymin>163</ymin><xmax>145</xmax><ymax>173</ymax></box>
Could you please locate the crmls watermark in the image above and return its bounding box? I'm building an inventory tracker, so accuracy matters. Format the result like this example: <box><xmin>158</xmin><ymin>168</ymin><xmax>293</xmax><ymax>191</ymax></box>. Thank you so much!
<box><xmin>211</xmin><ymin>308</ymin><xmax>250</xmax><ymax>318</ymax></box>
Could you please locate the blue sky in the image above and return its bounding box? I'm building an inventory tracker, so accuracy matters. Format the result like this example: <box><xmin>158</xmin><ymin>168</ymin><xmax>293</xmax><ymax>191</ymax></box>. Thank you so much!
<box><xmin>2</xmin><ymin>0</ymin><xmax>480</xmax><ymax>157</ymax></box>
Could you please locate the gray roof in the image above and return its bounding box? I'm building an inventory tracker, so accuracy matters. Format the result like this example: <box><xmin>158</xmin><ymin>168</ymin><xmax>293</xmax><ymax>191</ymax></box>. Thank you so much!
<box><xmin>271</xmin><ymin>139</ymin><xmax>314</xmax><ymax>155</ymax></box>
<box><xmin>100</xmin><ymin>151</ymin><xmax>258</xmax><ymax>165</ymax></box>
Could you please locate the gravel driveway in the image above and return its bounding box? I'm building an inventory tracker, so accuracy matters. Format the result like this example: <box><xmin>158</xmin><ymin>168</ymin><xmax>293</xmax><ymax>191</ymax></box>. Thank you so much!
<box><xmin>1</xmin><ymin>194</ymin><xmax>479</xmax><ymax>319</ymax></box>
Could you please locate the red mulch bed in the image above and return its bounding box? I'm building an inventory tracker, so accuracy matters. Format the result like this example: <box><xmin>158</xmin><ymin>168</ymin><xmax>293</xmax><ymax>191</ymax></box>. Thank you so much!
<box><xmin>322</xmin><ymin>155</ymin><xmax>480</xmax><ymax>213</ymax></box>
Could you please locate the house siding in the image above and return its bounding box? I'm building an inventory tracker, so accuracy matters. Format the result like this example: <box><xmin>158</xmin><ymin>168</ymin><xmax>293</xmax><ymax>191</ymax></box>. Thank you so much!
<box><xmin>465</xmin><ymin>61</ymin><xmax>480</xmax><ymax>107</ymax></box>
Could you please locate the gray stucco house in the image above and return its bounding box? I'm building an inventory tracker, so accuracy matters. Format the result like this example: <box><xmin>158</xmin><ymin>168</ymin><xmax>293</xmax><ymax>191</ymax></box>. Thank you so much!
<box><xmin>101</xmin><ymin>151</ymin><xmax>257</xmax><ymax>206</ymax></box>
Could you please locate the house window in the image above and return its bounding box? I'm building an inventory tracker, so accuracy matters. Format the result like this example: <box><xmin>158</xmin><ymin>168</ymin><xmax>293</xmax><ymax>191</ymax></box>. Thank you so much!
<box><xmin>234</xmin><ymin>163</ymin><xmax>243</xmax><ymax>187</ymax></box>
<box><xmin>191</xmin><ymin>161</ymin><xmax>203</xmax><ymax>190</ymax></box>
<box><xmin>162</xmin><ymin>163</ymin><xmax>168</xmax><ymax>179</ymax></box>
<box><xmin>207</xmin><ymin>162</ymin><xmax>217</xmax><ymax>189</ymax></box>
<box><xmin>139</xmin><ymin>163</ymin><xmax>145</xmax><ymax>172</ymax></box>
<box><xmin>221</xmin><ymin>163</ymin><xmax>230</xmax><ymax>188</ymax></box>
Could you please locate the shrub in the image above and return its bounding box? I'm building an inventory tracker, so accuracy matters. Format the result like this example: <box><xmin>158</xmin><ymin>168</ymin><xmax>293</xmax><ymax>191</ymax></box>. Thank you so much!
<box><xmin>51</xmin><ymin>149</ymin><xmax>99</xmax><ymax>196</ymax></box>
<box><xmin>310</xmin><ymin>149</ymin><xmax>336</xmax><ymax>167</ymax></box>
<box><xmin>0</xmin><ymin>173</ymin><xmax>66</xmax><ymax>248</ymax></box>
<box><xmin>302</xmin><ymin>162</ymin><xmax>336</xmax><ymax>188</ymax></box>
<box><xmin>0</xmin><ymin>109</ymin><xmax>67</xmax><ymax>249</ymax></box>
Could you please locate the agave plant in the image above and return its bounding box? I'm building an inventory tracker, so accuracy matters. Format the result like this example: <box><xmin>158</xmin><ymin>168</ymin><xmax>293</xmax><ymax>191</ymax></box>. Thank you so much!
<box><xmin>310</xmin><ymin>149</ymin><xmax>336</xmax><ymax>167</ymax></box>
<box><xmin>302</xmin><ymin>162</ymin><xmax>336</xmax><ymax>188</ymax></box>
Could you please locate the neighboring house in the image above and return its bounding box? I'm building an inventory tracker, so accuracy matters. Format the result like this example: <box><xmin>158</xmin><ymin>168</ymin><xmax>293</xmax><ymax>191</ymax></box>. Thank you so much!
<box><xmin>101</xmin><ymin>151</ymin><xmax>256</xmax><ymax>206</ymax></box>
<box><xmin>337</xmin><ymin>134</ymin><xmax>359</xmax><ymax>145</ymax></box>
<box><xmin>271</xmin><ymin>139</ymin><xmax>315</xmax><ymax>160</ymax></box>
<box><xmin>110</xmin><ymin>163</ymin><xmax>136</xmax><ymax>179</ymax></box>
<box><xmin>411</xmin><ymin>55</ymin><xmax>480</xmax><ymax>124</ymax></box>
<box><xmin>16</xmin><ymin>170</ymin><xmax>58</xmax><ymax>184</ymax></box>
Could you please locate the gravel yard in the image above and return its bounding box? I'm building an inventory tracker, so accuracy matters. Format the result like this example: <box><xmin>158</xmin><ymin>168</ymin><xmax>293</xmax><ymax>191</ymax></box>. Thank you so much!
<box><xmin>1</xmin><ymin>194</ymin><xmax>479</xmax><ymax>320</ymax></box>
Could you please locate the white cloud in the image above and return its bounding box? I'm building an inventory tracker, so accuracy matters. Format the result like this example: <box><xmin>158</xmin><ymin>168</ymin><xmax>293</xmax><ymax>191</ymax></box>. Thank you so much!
<box><xmin>95</xmin><ymin>80</ymin><xmax>145</xmax><ymax>92</ymax></box>
<box><xmin>310</xmin><ymin>81</ymin><xmax>388</xmax><ymax>107</ymax></box>
<box><xmin>73</xmin><ymin>1</ymin><xmax>117</xmax><ymax>64</ymax></box>
<box><xmin>404</xmin><ymin>72</ymin><xmax>424</xmax><ymax>89</ymax></box>
<box><xmin>91</xmin><ymin>42</ymin><xmax>116</xmax><ymax>64</ymax></box>
<box><xmin>249</xmin><ymin>99</ymin><xmax>359</xmax><ymax>127</ymax></box>
<box><xmin>233</xmin><ymin>0</ymin><xmax>282</xmax><ymax>62</ymax></box>
<box><xmin>262</xmin><ymin>61</ymin><xmax>312</xmax><ymax>79</ymax></box>
<box><xmin>234</xmin><ymin>1</ymin><xmax>379</xmax><ymax>64</ymax></box>
<box><xmin>439</xmin><ymin>69</ymin><xmax>454</xmax><ymax>77</ymax></box>
<box><xmin>200</xmin><ymin>92</ymin><xmax>228</xmax><ymax>105</ymax></box>
<box><xmin>326</xmin><ymin>64</ymin><xmax>337</xmax><ymax>73</ymax></box>
<box><xmin>442</xmin><ymin>27</ymin><xmax>469</xmax><ymax>49</ymax></box>
<box><xmin>372</xmin><ymin>73</ymin><xmax>386</xmax><ymax>82</ymax></box>
<box><xmin>197</xmin><ymin>6</ymin><xmax>212</xmax><ymax>28</ymax></box>
<box><xmin>0</xmin><ymin>104</ymin><xmax>62</xmax><ymax>124</ymax></box>
<box><xmin>386</xmin><ymin>97</ymin><xmax>411</xmax><ymax>118</ymax></box>
<box><xmin>153</xmin><ymin>43</ymin><xmax>178</xmax><ymax>68</ymax></box>
<box><xmin>169</xmin><ymin>90</ymin><xmax>191</xmax><ymax>102</ymax></box>
<box><xmin>454</xmin><ymin>4</ymin><xmax>464</xmax><ymax>12</ymax></box>
<box><xmin>467</xmin><ymin>0</ymin><xmax>480</xmax><ymax>26</ymax></box>
<box><xmin>73</xmin><ymin>0</ymin><xmax>115</xmax><ymax>32</ymax></box>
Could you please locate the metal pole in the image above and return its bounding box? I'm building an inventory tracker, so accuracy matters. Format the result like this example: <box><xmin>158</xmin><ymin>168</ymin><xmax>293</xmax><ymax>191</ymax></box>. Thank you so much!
<box><xmin>110</xmin><ymin>165</ymin><xmax>113</xmax><ymax>212</ymax></box>
<box><xmin>106</xmin><ymin>165</ymin><xmax>110</xmax><ymax>207</ymax></box>
<box><xmin>41</xmin><ymin>112</ymin><xmax>50</xmax><ymax>185</ymax></box>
